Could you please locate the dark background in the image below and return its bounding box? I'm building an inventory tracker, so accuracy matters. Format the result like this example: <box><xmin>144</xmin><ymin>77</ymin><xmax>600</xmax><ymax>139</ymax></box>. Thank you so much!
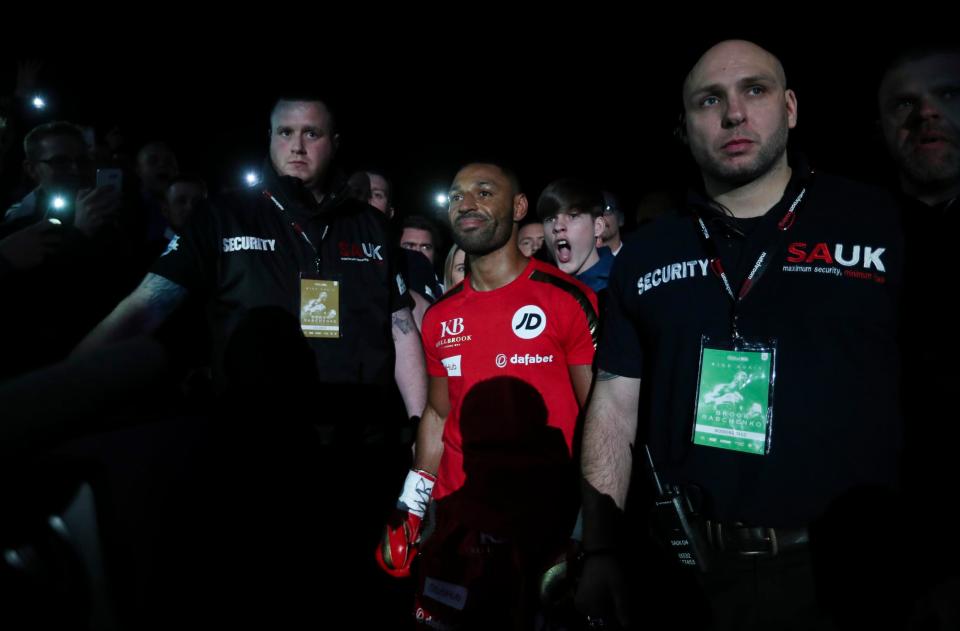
<box><xmin>1</xmin><ymin>26</ymin><xmax>948</xmax><ymax>228</ymax></box>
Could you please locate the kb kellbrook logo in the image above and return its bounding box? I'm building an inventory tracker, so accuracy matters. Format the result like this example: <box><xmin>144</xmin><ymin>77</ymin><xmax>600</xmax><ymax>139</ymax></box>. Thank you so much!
<box><xmin>437</xmin><ymin>318</ymin><xmax>471</xmax><ymax>349</ymax></box>
<box><xmin>440</xmin><ymin>318</ymin><xmax>464</xmax><ymax>337</ymax></box>
<box><xmin>511</xmin><ymin>306</ymin><xmax>546</xmax><ymax>339</ymax></box>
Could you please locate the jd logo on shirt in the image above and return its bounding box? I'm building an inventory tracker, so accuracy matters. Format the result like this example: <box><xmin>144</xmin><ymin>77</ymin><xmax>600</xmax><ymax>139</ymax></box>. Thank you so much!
<box><xmin>512</xmin><ymin>305</ymin><xmax>546</xmax><ymax>340</ymax></box>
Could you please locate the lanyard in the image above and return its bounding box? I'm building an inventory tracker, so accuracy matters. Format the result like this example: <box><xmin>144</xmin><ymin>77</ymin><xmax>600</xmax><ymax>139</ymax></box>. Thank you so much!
<box><xmin>693</xmin><ymin>185</ymin><xmax>806</xmax><ymax>340</ymax></box>
<box><xmin>263</xmin><ymin>189</ymin><xmax>328</xmax><ymax>275</ymax></box>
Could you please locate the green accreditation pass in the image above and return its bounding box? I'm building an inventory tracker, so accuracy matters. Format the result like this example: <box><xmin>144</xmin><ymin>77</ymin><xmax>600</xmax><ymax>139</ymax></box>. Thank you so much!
<box><xmin>300</xmin><ymin>279</ymin><xmax>340</xmax><ymax>338</ymax></box>
<box><xmin>692</xmin><ymin>336</ymin><xmax>776</xmax><ymax>455</ymax></box>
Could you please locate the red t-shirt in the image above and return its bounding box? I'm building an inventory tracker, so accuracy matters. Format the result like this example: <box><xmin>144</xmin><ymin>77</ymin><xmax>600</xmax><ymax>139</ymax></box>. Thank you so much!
<box><xmin>422</xmin><ymin>258</ymin><xmax>598</xmax><ymax>500</ymax></box>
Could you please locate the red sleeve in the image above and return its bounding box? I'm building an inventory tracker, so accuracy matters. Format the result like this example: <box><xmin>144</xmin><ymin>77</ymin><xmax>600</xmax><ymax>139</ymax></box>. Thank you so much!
<box><xmin>420</xmin><ymin>308</ymin><xmax>446</xmax><ymax>378</ymax></box>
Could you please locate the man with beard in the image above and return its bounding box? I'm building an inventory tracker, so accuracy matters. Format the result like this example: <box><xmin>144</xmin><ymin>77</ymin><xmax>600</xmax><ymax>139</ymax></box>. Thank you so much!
<box><xmin>879</xmin><ymin>46</ymin><xmax>960</xmax><ymax>625</ymax></box>
<box><xmin>598</xmin><ymin>191</ymin><xmax>625</xmax><ymax>256</ymax></box>
<box><xmin>879</xmin><ymin>47</ymin><xmax>960</xmax><ymax>210</ymax></box>
<box><xmin>575</xmin><ymin>40</ymin><xmax>906</xmax><ymax>629</ymax></box>
<box><xmin>377</xmin><ymin>162</ymin><xmax>598</xmax><ymax>629</ymax></box>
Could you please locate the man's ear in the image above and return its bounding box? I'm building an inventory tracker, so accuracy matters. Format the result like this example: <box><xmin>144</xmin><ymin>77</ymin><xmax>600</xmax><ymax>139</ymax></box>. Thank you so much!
<box><xmin>513</xmin><ymin>193</ymin><xmax>529</xmax><ymax>222</ymax></box>
<box><xmin>785</xmin><ymin>89</ymin><xmax>798</xmax><ymax>129</ymax></box>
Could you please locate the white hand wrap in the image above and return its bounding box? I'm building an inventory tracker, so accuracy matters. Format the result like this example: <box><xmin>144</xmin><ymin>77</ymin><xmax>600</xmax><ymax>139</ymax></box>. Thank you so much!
<box><xmin>398</xmin><ymin>469</ymin><xmax>435</xmax><ymax>519</ymax></box>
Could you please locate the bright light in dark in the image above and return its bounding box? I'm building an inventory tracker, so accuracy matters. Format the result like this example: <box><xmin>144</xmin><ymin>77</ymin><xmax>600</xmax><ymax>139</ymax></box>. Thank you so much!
<box><xmin>435</xmin><ymin>193</ymin><xmax>448</xmax><ymax>207</ymax></box>
<box><xmin>32</xmin><ymin>96</ymin><xmax>46</xmax><ymax>110</ymax></box>
<box><xmin>51</xmin><ymin>196</ymin><xmax>66</xmax><ymax>211</ymax></box>
<box><xmin>244</xmin><ymin>171</ymin><xmax>260</xmax><ymax>187</ymax></box>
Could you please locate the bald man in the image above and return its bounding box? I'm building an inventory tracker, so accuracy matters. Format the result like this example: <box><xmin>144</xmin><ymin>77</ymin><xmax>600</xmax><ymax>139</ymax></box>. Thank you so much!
<box><xmin>576</xmin><ymin>40</ymin><xmax>906</xmax><ymax>629</ymax></box>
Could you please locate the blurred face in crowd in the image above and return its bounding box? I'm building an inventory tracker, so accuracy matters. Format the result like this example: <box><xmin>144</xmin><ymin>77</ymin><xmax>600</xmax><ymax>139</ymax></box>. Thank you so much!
<box><xmin>449</xmin><ymin>248</ymin><xmax>467</xmax><ymax>287</ymax></box>
<box><xmin>269</xmin><ymin>100</ymin><xmax>337</xmax><ymax>191</ymax></box>
<box><xmin>517</xmin><ymin>222</ymin><xmax>545</xmax><ymax>257</ymax></box>
<box><xmin>163</xmin><ymin>180</ymin><xmax>207</xmax><ymax>232</ymax></box>
<box><xmin>137</xmin><ymin>143</ymin><xmax>180</xmax><ymax>198</ymax></box>
<box><xmin>27</xmin><ymin>133</ymin><xmax>91</xmax><ymax>193</ymax></box>
<box><xmin>400</xmin><ymin>227</ymin><xmax>436</xmax><ymax>263</ymax></box>
<box><xmin>368</xmin><ymin>173</ymin><xmax>391</xmax><ymax>214</ymax></box>
<box><xmin>599</xmin><ymin>207</ymin><xmax>622</xmax><ymax>243</ymax></box>
<box><xmin>878</xmin><ymin>52</ymin><xmax>960</xmax><ymax>201</ymax></box>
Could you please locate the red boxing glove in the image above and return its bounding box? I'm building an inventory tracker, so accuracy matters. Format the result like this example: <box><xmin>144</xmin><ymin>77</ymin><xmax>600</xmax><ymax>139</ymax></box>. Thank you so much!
<box><xmin>376</xmin><ymin>469</ymin><xmax>436</xmax><ymax>578</ymax></box>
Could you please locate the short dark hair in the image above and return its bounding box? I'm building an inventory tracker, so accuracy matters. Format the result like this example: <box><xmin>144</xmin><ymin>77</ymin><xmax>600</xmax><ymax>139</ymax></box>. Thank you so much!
<box><xmin>346</xmin><ymin>170</ymin><xmax>372</xmax><ymax>202</ymax></box>
<box><xmin>23</xmin><ymin>121</ymin><xmax>86</xmax><ymax>162</ymax></box>
<box><xmin>536</xmin><ymin>179</ymin><xmax>604</xmax><ymax>220</ymax></box>
<box><xmin>366</xmin><ymin>169</ymin><xmax>392</xmax><ymax>195</ymax></box>
<box><xmin>167</xmin><ymin>174</ymin><xmax>208</xmax><ymax>196</ymax></box>
<box><xmin>518</xmin><ymin>215</ymin><xmax>543</xmax><ymax>229</ymax></box>
<box><xmin>455</xmin><ymin>160</ymin><xmax>521</xmax><ymax>197</ymax></box>
<box><xmin>136</xmin><ymin>140</ymin><xmax>176</xmax><ymax>163</ymax></box>
<box><xmin>401</xmin><ymin>214</ymin><xmax>439</xmax><ymax>246</ymax></box>
<box><xmin>602</xmin><ymin>191</ymin><xmax>625</xmax><ymax>223</ymax></box>
<box><xmin>878</xmin><ymin>43</ymin><xmax>960</xmax><ymax>92</ymax></box>
<box><xmin>347</xmin><ymin>169</ymin><xmax>393</xmax><ymax>202</ymax></box>
<box><xmin>269</xmin><ymin>96</ymin><xmax>338</xmax><ymax>135</ymax></box>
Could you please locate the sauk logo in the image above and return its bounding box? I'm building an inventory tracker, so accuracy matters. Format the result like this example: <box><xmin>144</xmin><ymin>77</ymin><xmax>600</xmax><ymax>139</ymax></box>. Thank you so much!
<box><xmin>338</xmin><ymin>241</ymin><xmax>383</xmax><ymax>262</ymax></box>
<box><xmin>511</xmin><ymin>306</ymin><xmax>546</xmax><ymax>340</ymax></box>
<box><xmin>782</xmin><ymin>241</ymin><xmax>889</xmax><ymax>282</ymax></box>
<box><xmin>785</xmin><ymin>242</ymin><xmax>885</xmax><ymax>272</ymax></box>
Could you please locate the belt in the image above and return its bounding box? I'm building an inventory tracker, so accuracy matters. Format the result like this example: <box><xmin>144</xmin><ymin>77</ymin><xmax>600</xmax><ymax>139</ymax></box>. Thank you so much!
<box><xmin>703</xmin><ymin>520</ymin><xmax>809</xmax><ymax>558</ymax></box>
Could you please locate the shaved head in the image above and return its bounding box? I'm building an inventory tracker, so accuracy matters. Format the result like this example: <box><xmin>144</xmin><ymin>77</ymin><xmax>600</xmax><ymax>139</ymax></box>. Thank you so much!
<box><xmin>683</xmin><ymin>39</ymin><xmax>787</xmax><ymax>107</ymax></box>
<box><xmin>680</xmin><ymin>39</ymin><xmax>797</xmax><ymax>193</ymax></box>
<box><xmin>270</xmin><ymin>98</ymin><xmax>337</xmax><ymax>135</ymax></box>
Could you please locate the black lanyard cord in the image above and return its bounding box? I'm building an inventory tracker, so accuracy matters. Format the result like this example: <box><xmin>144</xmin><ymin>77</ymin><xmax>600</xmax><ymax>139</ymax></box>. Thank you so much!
<box><xmin>693</xmin><ymin>185</ymin><xmax>807</xmax><ymax>339</ymax></box>
<box><xmin>263</xmin><ymin>189</ymin><xmax>327</xmax><ymax>275</ymax></box>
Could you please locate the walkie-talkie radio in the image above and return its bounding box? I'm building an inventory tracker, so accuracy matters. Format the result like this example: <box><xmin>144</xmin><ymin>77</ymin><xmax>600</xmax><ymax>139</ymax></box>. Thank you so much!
<box><xmin>644</xmin><ymin>445</ymin><xmax>710</xmax><ymax>572</ymax></box>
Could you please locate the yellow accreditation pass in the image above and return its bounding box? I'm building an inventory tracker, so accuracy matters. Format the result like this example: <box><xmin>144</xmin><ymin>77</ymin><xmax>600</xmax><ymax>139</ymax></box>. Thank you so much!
<box><xmin>300</xmin><ymin>279</ymin><xmax>340</xmax><ymax>338</ymax></box>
